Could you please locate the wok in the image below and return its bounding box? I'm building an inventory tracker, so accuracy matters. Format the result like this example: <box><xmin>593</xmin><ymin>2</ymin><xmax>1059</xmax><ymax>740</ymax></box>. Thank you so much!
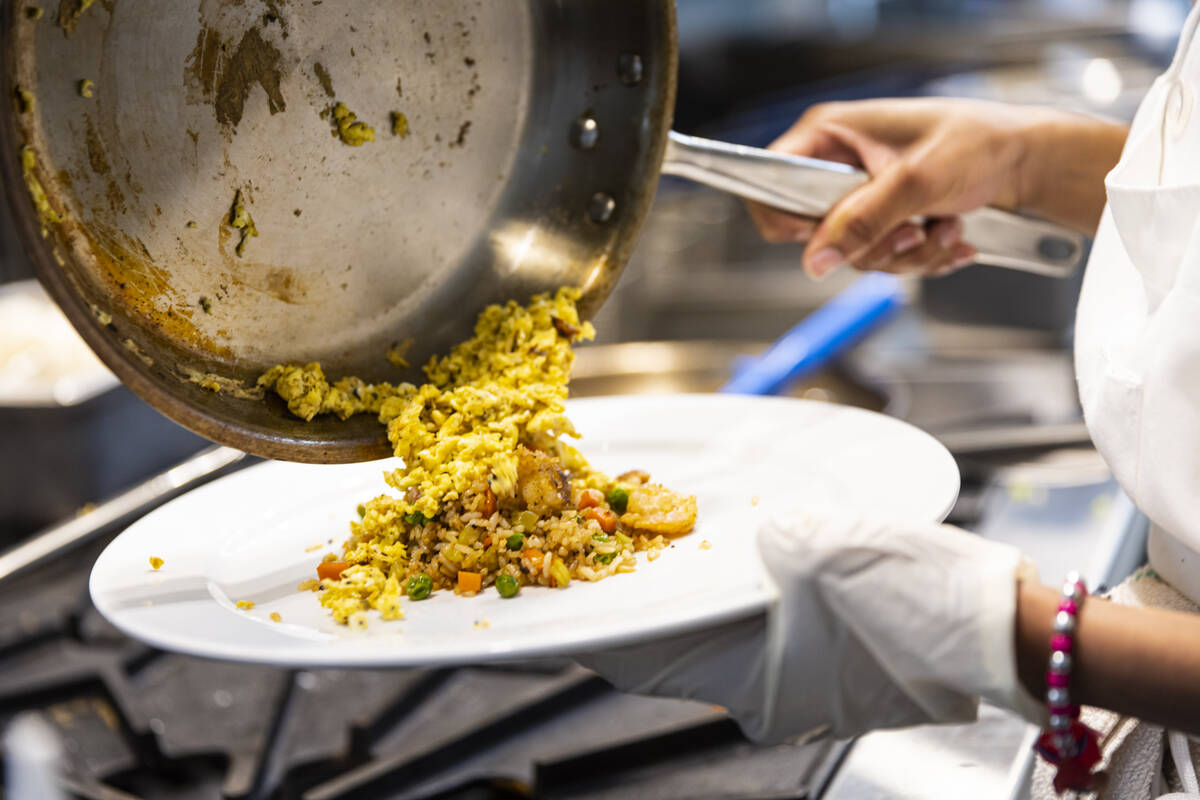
<box><xmin>0</xmin><ymin>1</ymin><xmax>1084</xmax><ymax>462</ymax></box>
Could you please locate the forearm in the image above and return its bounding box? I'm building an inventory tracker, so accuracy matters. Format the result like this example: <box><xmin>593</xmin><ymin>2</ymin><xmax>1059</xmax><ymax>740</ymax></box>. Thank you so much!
<box><xmin>1015</xmin><ymin>111</ymin><xmax>1129</xmax><ymax>235</ymax></box>
<box><xmin>1016</xmin><ymin>580</ymin><xmax>1200</xmax><ymax>734</ymax></box>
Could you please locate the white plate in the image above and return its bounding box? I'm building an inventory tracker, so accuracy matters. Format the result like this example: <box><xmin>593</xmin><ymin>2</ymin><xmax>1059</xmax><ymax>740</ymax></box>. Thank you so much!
<box><xmin>90</xmin><ymin>394</ymin><xmax>959</xmax><ymax>667</ymax></box>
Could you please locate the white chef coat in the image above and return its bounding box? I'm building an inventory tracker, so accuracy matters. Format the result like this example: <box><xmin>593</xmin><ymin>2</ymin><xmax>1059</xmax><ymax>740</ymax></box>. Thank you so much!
<box><xmin>1076</xmin><ymin>1</ymin><xmax>1200</xmax><ymax>606</ymax></box>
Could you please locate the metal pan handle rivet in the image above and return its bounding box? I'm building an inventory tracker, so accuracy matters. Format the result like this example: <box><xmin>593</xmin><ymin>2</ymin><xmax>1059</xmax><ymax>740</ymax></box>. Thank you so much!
<box><xmin>571</xmin><ymin>114</ymin><xmax>599</xmax><ymax>149</ymax></box>
<box><xmin>1038</xmin><ymin>236</ymin><xmax>1078</xmax><ymax>261</ymax></box>
<box><xmin>588</xmin><ymin>192</ymin><xmax>616</xmax><ymax>223</ymax></box>
<box><xmin>618</xmin><ymin>53</ymin><xmax>644</xmax><ymax>86</ymax></box>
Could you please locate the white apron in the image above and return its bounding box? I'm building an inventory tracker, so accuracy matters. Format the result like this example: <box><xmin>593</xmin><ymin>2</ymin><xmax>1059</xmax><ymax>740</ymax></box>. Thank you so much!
<box><xmin>1035</xmin><ymin>3</ymin><xmax>1200</xmax><ymax>796</ymax></box>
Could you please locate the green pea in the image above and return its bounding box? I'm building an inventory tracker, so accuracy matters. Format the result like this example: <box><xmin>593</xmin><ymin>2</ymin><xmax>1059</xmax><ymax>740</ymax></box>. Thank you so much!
<box><xmin>406</xmin><ymin>573</ymin><xmax>433</xmax><ymax>600</ymax></box>
<box><xmin>496</xmin><ymin>574</ymin><xmax>519</xmax><ymax>598</ymax></box>
<box><xmin>606</xmin><ymin>486</ymin><xmax>630</xmax><ymax>514</ymax></box>
<box><xmin>506</xmin><ymin>531</ymin><xmax>525</xmax><ymax>551</ymax></box>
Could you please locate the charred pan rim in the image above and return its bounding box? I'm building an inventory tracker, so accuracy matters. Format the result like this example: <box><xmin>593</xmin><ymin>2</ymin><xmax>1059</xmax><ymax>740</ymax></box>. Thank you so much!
<box><xmin>0</xmin><ymin>2</ymin><xmax>679</xmax><ymax>464</ymax></box>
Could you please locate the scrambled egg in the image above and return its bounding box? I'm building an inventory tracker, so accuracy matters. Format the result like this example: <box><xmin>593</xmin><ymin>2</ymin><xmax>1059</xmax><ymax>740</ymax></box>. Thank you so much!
<box><xmin>183</xmin><ymin>367</ymin><xmax>264</xmax><ymax>400</ymax></box>
<box><xmin>229</xmin><ymin>189</ymin><xmax>257</xmax><ymax>257</ymax></box>
<box><xmin>21</xmin><ymin>147</ymin><xmax>65</xmax><ymax>233</ymax></box>
<box><xmin>79</xmin><ymin>79</ymin><xmax>94</xmax><ymax>99</ymax></box>
<box><xmin>391</xmin><ymin>111</ymin><xmax>410</xmax><ymax>138</ymax></box>
<box><xmin>59</xmin><ymin>0</ymin><xmax>95</xmax><ymax>33</ymax></box>
<box><xmin>15</xmin><ymin>86</ymin><xmax>34</xmax><ymax>114</ymax></box>
<box><xmin>262</xmin><ymin>288</ymin><xmax>593</xmax><ymax>516</ymax></box>
<box><xmin>257</xmin><ymin>362</ymin><xmax>412</xmax><ymax>422</ymax></box>
<box><xmin>331</xmin><ymin>102</ymin><xmax>375</xmax><ymax>146</ymax></box>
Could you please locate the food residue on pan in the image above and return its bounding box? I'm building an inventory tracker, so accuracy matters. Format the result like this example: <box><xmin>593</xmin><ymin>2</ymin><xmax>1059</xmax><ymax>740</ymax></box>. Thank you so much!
<box><xmin>198</xmin><ymin>296</ymin><xmax>212</xmax><ymax>314</ymax></box>
<box><xmin>122</xmin><ymin>338</ymin><xmax>153</xmax><ymax>367</ymax></box>
<box><xmin>450</xmin><ymin>120</ymin><xmax>471</xmax><ymax>148</ymax></box>
<box><xmin>58</xmin><ymin>0</ymin><xmax>96</xmax><ymax>36</ymax></box>
<box><xmin>265</xmin><ymin>289</ymin><xmax>698</xmax><ymax>627</ymax></box>
<box><xmin>14</xmin><ymin>86</ymin><xmax>34</xmax><ymax>114</ymax></box>
<box><xmin>330</xmin><ymin>102</ymin><xmax>374</xmax><ymax>146</ymax></box>
<box><xmin>90</xmin><ymin>304</ymin><xmax>113</xmax><ymax>326</ymax></box>
<box><xmin>228</xmin><ymin>189</ymin><xmax>257</xmax><ymax>257</ymax></box>
<box><xmin>235</xmin><ymin>600</ymin><xmax>255</xmax><ymax>610</ymax></box>
<box><xmin>26</xmin><ymin>6</ymin><xmax>44</xmax><ymax>20</ymax></box>
<box><xmin>257</xmin><ymin>362</ymin><xmax>411</xmax><ymax>422</ymax></box>
<box><xmin>385</xmin><ymin>339</ymin><xmax>413</xmax><ymax>369</ymax></box>
<box><xmin>149</xmin><ymin>556</ymin><xmax>164</xmax><ymax>570</ymax></box>
<box><xmin>78</xmin><ymin>79</ymin><xmax>94</xmax><ymax>99</ymax></box>
<box><xmin>391</xmin><ymin>112</ymin><xmax>410</xmax><ymax>138</ymax></box>
<box><xmin>21</xmin><ymin>147</ymin><xmax>65</xmax><ymax>234</ymax></box>
<box><xmin>182</xmin><ymin>366</ymin><xmax>264</xmax><ymax>400</ymax></box>
<box><xmin>312</xmin><ymin>61</ymin><xmax>335</xmax><ymax>98</ymax></box>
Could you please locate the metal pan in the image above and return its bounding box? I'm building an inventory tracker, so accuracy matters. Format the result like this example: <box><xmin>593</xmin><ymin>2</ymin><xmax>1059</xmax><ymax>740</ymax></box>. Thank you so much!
<box><xmin>0</xmin><ymin>1</ymin><xmax>1083</xmax><ymax>464</ymax></box>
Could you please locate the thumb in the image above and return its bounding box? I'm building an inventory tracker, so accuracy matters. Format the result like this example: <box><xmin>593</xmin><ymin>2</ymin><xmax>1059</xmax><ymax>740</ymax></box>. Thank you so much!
<box><xmin>803</xmin><ymin>159</ymin><xmax>932</xmax><ymax>278</ymax></box>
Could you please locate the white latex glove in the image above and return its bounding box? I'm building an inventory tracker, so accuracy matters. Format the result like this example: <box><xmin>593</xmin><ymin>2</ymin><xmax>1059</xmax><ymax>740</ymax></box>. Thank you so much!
<box><xmin>577</xmin><ymin>510</ymin><xmax>1045</xmax><ymax>743</ymax></box>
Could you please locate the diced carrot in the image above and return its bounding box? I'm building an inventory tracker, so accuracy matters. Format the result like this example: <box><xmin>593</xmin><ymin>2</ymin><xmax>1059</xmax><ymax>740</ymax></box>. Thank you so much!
<box><xmin>481</xmin><ymin>536</ymin><xmax>492</xmax><ymax>548</ymax></box>
<box><xmin>584</xmin><ymin>507</ymin><xmax>618</xmax><ymax>533</ymax></box>
<box><xmin>522</xmin><ymin>547</ymin><xmax>545</xmax><ymax>572</ymax></box>
<box><xmin>458</xmin><ymin>570</ymin><xmax>482</xmax><ymax>593</ymax></box>
<box><xmin>578</xmin><ymin>488</ymin><xmax>604</xmax><ymax>509</ymax></box>
<box><xmin>317</xmin><ymin>561</ymin><xmax>351</xmax><ymax>581</ymax></box>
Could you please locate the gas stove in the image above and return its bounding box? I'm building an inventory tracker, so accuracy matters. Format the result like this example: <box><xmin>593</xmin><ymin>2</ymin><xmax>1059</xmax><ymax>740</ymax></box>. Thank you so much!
<box><xmin>0</xmin><ymin>523</ymin><xmax>840</xmax><ymax>800</ymax></box>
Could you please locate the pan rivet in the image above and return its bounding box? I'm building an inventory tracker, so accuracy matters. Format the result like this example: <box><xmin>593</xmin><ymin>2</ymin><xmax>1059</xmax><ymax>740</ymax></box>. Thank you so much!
<box><xmin>588</xmin><ymin>192</ymin><xmax>616</xmax><ymax>223</ymax></box>
<box><xmin>571</xmin><ymin>114</ymin><xmax>599</xmax><ymax>149</ymax></box>
<box><xmin>618</xmin><ymin>53</ymin><xmax>644</xmax><ymax>86</ymax></box>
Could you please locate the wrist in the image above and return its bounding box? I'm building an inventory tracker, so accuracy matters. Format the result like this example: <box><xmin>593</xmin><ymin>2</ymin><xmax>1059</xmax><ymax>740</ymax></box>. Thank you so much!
<box><xmin>1008</xmin><ymin>109</ymin><xmax>1077</xmax><ymax>212</ymax></box>
<box><xmin>1015</xmin><ymin>579</ymin><xmax>1059</xmax><ymax>700</ymax></box>
<box><xmin>1010</xmin><ymin>109</ymin><xmax>1129</xmax><ymax>231</ymax></box>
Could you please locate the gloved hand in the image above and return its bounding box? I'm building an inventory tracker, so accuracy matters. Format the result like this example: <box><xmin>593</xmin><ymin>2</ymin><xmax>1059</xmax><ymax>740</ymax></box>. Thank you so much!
<box><xmin>577</xmin><ymin>509</ymin><xmax>1045</xmax><ymax>743</ymax></box>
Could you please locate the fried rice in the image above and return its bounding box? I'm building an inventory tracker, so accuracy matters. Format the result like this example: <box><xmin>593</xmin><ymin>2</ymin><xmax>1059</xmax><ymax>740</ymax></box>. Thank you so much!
<box><xmin>260</xmin><ymin>288</ymin><xmax>697</xmax><ymax>626</ymax></box>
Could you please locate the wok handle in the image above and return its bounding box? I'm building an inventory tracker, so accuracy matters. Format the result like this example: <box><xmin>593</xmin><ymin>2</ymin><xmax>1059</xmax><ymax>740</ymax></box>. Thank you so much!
<box><xmin>661</xmin><ymin>131</ymin><xmax>1085</xmax><ymax>278</ymax></box>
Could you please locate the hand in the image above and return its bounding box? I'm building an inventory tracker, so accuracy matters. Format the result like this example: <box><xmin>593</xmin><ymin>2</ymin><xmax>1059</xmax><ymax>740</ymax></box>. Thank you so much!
<box><xmin>748</xmin><ymin>98</ymin><xmax>1115</xmax><ymax>279</ymax></box>
<box><xmin>577</xmin><ymin>509</ymin><xmax>1044</xmax><ymax>743</ymax></box>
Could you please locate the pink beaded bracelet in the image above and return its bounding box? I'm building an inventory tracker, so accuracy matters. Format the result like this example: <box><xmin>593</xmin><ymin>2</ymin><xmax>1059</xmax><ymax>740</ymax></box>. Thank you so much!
<box><xmin>1033</xmin><ymin>572</ymin><xmax>1105</xmax><ymax>794</ymax></box>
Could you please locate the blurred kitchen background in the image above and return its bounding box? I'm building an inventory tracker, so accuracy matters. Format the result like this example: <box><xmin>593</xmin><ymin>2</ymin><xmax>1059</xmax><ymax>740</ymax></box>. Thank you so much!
<box><xmin>0</xmin><ymin>0</ymin><xmax>1176</xmax><ymax>798</ymax></box>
